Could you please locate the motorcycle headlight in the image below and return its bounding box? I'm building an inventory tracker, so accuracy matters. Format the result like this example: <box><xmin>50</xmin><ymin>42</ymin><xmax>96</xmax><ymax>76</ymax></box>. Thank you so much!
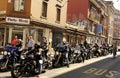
<box><xmin>3</xmin><ymin>51</ymin><xmax>8</xmax><ymax>55</ymax></box>
<box><xmin>1</xmin><ymin>51</ymin><xmax>3</xmax><ymax>55</ymax></box>
<box><xmin>8</xmin><ymin>52</ymin><xmax>11</xmax><ymax>55</ymax></box>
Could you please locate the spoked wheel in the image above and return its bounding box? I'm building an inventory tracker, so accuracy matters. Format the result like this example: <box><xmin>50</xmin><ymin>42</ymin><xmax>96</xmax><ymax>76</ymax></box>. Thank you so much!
<box><xmin>11</xmin><ymin>65</ymin><xmax>23</xmax><ymax>78</ymax></box>
<box><xmin>0</xmin><ymin>59</ymin><xmax>8</xmax><ymax>72</ymax></box>
<box><xmin>69</xmin><ymin>56</ymin><xmax>74</xmax><ymax>64</ymax></box>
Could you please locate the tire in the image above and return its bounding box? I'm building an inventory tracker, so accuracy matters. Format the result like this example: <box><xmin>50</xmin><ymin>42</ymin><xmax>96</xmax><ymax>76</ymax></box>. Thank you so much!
<box><xmin>0</xmin><ymin>59</ymin><xmax>8</xmax><ymax>72</ymax></box>
<box><xmin>11</xmin><ymin>65</ymin><xmax>23</xmax><ymax>78</ymax></box>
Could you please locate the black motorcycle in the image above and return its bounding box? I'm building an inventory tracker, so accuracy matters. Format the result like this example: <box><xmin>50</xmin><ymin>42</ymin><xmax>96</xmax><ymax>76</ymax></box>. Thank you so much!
<box><xmin>11</xmin><ymin>44</ymin><xmax>44</xmax><ymax>77</ymax></box>
<box><xmin>52</xmin><ymin>43</ymin><xmax>70</xmax><ymax>68</ymax></box>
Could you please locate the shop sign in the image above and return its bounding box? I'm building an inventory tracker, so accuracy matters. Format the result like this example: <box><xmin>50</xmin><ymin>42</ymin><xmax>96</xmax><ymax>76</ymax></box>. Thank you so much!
<box><xmin>6</xmin><ymin>17</ymin><xmax>30</xmax><ymax>25</ymax></box>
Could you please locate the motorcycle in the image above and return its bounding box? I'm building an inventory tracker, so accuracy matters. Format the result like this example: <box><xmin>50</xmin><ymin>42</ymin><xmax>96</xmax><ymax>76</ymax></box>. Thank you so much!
<box><xmin>11</xmin><ymin>44</ymin><xmax>44</xmax><ymax>77</ymax></box>
<box><xmin>0</xmin><ymin>45</ymin><xmax>18</xmax><ymax>72</ymax></box>
<box><xmin>52</xmin><ymin>44</ymin><xmax>70</xmax><ymax>68</ymax></box>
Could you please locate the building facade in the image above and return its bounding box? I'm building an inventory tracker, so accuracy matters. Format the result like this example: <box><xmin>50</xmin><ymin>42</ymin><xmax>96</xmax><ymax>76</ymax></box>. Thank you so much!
<box><xmin>0</xmin><ymin>0</ymin><xmax>69</xmax><ymax>50</ymax></box>
<box><xmin>0</xmin><ymin>0</ymin><xmax>31</xmax><ymax>48</ymax></box>
<box><xmin>30</xmin><ymin>0</ymin><xmax>68</xmax><ymax>49</ymax></box>
<box><xmin>67</xmin><ymin>0</ymin><xmax>89</xmax><ymax>44</ymax></box>
<box><xmin>113</xmin><ymin>9</ymin><xmax>120</xmax><ymax>45</ymax></box>
<box><xmin>105</xmin><ymin>1</ymin><xmax>115</xmax><ymax>45</ymax></box>
<box><xmin>67</xmin><ymin>0</ymin><xmax>108</xmax><ymax>45</ymax></box>
<box><xmin>87</xmin><ymin>0</ymin><xmax>108</xmax><ymax>45</ymax></box>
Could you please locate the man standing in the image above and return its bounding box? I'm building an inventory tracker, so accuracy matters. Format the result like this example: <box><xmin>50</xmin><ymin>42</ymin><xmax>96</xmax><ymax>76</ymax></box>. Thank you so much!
<box><xmin>113</xmin><ymin>43</ymin><xmax>117</xmax><ymax>58</ymax></box>
<box><xmin>27</xmin><ymin>36</ymin><xmax>35</xmax><ymax>51</ymax></box>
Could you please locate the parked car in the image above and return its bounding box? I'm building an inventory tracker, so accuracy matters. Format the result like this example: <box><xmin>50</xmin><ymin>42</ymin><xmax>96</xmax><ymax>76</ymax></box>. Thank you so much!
<box><xmin>117</xmin><ymin>46</ymin><xmax>120</xmax><ymax>52</ymax></box>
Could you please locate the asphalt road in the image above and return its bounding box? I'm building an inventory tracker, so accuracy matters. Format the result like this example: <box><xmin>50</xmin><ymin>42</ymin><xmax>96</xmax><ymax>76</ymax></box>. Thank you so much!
<box><xmin>0</xmin><ymin>52</ymin><xmax>120</xmax><ymax>78</ymax></box>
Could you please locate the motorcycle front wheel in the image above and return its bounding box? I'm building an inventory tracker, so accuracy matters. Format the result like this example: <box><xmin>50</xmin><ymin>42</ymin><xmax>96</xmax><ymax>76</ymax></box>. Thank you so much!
<box><xmin>11</xmin><ymin>65</ymin><xmax>23</xmax><ymax>78</ymax></box>
<box><xmin>0</xmin><ymin>59</ymin><xmax>8</xmax><ymax>72</ymax></box>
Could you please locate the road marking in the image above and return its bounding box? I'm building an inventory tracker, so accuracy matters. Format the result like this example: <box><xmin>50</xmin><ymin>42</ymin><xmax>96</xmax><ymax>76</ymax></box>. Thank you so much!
<box><xmin>83</xmin><ymin>68</ymin><xmax>118</xmax><ymax>77</ymax></box>
<box><xmin>105</xmin><ymin>71</ymin><xmax>117</xmax><ymax>78</ymax></box>
<box><xmin>83</xmin><ymin>68</ymin><xmax>97</xmax><ymax>74</ymax></box>
<box><xmin>94</xmin><ymin>69</ymin><xmax>107</xmax><ymax>75</ymax></box>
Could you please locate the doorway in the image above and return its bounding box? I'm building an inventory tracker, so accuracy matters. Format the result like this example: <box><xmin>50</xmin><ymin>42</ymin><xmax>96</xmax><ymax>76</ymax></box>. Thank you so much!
<box><xmin>12</xmin><ymin>30</ymin><xmax>23</xmax><ymax>41</ymax></box>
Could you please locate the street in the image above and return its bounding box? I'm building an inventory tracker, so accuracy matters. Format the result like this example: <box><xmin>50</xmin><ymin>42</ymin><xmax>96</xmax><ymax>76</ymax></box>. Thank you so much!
<box><xmin>40</xmin><ymin>52</ymin><xmax>120</xmax><ymax>78</ymax></box>
<box><xmin>1</xmin><ymin>52</ymin><xmax>120</xmax><ymax>78</ymax></box>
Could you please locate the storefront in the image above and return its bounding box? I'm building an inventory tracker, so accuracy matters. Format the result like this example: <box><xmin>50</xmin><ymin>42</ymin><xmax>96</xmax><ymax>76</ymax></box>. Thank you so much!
<box><xmin>31</xmin><ymin>20</ymin><xmax>65</xmax><ymax>49</ymax></box>
<box><xmin>0</xmin><ymin>17</ymin><xmax>30</xmax><ymax>48</ymax></box>
<box><xmin>52</xmin><ymin>30</ymin><xmax>63</xmax><ymax>48</ymax></box>
<box><xmin>65</xmin><ymin>28</ymin><xmax>87</xmax><ymax>45</ymax></box>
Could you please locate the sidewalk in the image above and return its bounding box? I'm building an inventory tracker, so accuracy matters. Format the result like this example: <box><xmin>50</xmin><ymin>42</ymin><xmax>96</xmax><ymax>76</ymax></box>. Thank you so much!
<box><xmin>39</xmin><ymin>52</ymin><xmax>120</xmax><ymax>78</ymax></box>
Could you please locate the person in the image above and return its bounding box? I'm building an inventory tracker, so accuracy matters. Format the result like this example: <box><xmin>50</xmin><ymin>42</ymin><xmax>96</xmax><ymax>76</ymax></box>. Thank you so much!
<box><xmin>41</xmin><ymin>37</ymin><xmax>48</xmax><ymax>59</ymax></box>
<box><xmin>16</xmin><ymin>39</ymin><xmax>23</xmax><ymax>62</ymax></box>
<box><xmin>27</xmin><ymin>36</ymin><xmax>35</xmax><ymax>51</ymax></box>
<box><xmin>16</xmin><ymin>39</ymin><xmax>22</xmax><ymax>48</ymax></box>
<box><xmin>93</xmin><ymin>43</ymin><xmax>99</xmax><ymax>57</ymax></box>
<box><xmin>56</xmin><ymin>41</ymin><xmax>69</xmax><ymax>67</ymax></box>
<box><xmin>84</xmin><ymin>41</ymin><xmax>88</xmax><ymax>49</ymax></box>
<box><xmin>113</xmin><ymin>43</ymin><xmax>117</xmax><ymax>58</ymax></box>
<box><xmin>12</xmin><ymin>36</ymin><xmax>18</xmax><ymax>46</ymax></box>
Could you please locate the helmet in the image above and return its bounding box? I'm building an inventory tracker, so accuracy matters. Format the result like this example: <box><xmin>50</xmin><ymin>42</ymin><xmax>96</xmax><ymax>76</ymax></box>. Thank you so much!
<box><xmin>18</xmin><ymin>39</ymin><xmax>22</xmax><ymax>44</ymax></box>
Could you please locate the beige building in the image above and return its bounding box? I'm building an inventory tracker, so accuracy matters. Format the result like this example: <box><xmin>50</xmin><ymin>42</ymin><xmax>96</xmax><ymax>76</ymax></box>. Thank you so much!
<box><xmin>30</xmin><ymin>0</ymin><xmax>68</xmax><ymax>49</ymax></box>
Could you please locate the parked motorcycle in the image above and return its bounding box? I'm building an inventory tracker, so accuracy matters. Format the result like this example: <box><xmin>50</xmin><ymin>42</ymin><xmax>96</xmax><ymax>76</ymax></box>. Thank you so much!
<box><xmin>0</xmin><ymin>45</ymin><xmax>18</xmax><ymax>72</ymax></box>
<box><xmin>52</xmin><ymin>42</ymin><xmax>70</xmax><ymax>68</ymax></box>
<box><xmin>11</xmin><ymin>44</ymin><xmax>44</xmax><ymax>77</ymax></box>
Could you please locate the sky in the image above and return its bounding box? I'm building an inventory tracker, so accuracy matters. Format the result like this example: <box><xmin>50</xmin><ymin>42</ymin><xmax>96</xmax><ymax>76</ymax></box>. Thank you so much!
<box><xmin>105</xmin><ymin>0</ymin><xmax>120</xmax><ymax>10</ymax></box>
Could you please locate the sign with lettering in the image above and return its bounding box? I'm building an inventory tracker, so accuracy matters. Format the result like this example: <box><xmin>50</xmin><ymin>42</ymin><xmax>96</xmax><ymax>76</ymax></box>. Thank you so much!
<box><xmin>6</xmin><ymin>17</ymin><xmax>30</xmax><ymax>25</ymax></box>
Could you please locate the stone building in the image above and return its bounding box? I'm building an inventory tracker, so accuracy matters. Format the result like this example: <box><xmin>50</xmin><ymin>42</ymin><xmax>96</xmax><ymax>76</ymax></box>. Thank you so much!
<box><xmin>105</xmin><ymin>1</ymin><xmax>115</xmax><ymax>45</ymax></box>
<box><xmin>113</xmin><ymin>9</ymin><xmax>120</xmax><ymax>45</ymax></box>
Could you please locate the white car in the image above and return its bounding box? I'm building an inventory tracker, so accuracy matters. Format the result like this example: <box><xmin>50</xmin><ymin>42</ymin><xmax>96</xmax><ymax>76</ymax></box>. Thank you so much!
<box><xmin>117</xmin><ymin>46</ymin><xmax>120</xmax><ymax>52</ymax></box>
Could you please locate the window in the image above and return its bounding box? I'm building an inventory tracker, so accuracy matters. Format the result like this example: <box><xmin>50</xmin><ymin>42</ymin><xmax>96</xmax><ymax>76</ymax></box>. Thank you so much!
<box><xmin>42</xmin><ymin>1</ymin><xmax>48</xmax><ymax>18</ymax></box>
<box><xmin>56</xmin><ymin>5</ymin><xmax>61</xmax><ymax>22</ymax></box>
<box><xmin>14</xmin><ymin>0</ymin><xmax>25</xmax><ymax>12</ymax></box>
<box><xmin>38</xmin><ymin>29</ymin><xmax>43</xmax><ymax>42</ymax></box>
